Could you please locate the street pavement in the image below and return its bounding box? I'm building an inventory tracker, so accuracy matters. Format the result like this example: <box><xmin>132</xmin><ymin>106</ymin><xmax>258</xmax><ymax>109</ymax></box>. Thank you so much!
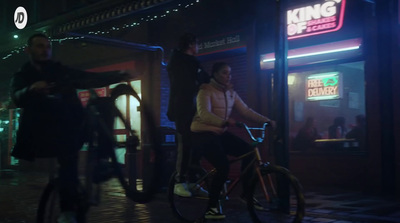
<box><xmin>1</xmin><ymin>169</ymin><xmax>400</xmax><ymax>223</ymax></box>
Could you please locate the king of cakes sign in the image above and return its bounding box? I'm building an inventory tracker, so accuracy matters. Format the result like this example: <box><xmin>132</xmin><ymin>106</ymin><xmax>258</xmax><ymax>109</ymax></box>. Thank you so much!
<box><xmin>287</xmin><ymin>0</ymin><xmax>346</xmax><ymax>39</ymax></box>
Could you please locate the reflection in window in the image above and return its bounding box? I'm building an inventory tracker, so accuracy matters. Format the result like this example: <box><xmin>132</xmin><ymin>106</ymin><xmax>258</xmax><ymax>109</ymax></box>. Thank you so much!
<box><xmin>289</xmin><ymin>61</ymin><xmax>366</xmax><ymax>154</ymax></box>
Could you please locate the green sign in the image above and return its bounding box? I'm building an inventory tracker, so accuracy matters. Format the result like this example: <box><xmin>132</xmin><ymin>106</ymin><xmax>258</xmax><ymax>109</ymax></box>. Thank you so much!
<box><xmin>306</xmin><ymin>72</ymin><xmax>341</xmax><ymax>101</ymax></box>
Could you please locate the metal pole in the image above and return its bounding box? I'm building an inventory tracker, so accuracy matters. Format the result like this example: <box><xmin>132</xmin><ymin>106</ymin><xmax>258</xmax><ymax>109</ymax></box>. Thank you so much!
<box><xmin>376</xmin><ymin>0</ymin><xmax>396</xmax><ymax>196</ymax></box>
<box><xmin>273</xmin><ymin>0</ymin><xmax>289</xmax><ymax>212</ymax></box>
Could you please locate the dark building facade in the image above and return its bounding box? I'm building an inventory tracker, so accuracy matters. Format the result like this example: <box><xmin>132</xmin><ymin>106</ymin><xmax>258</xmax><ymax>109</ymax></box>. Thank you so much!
<box><xmin>0</xmin><ymin>0</ymin><xmax>399</xmax><ymax>198</ymax></box>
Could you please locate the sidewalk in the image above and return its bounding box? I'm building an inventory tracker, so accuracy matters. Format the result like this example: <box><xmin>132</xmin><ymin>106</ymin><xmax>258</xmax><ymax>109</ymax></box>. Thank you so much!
<box><xmin>1</xmin><ymin>169</ymin><xmax>400</xmax><ymax>223</ymax></box>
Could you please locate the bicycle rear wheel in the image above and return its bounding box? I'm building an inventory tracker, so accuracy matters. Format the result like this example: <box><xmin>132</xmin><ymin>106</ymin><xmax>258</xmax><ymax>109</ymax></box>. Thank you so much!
<box><xmin>109</xmin><ymin>83</ymin><xmax>161</xmax><ymax>203</ymax></box>
<box><xmin>248</xmin><ymin>164</ymin><xmax>305</xmax><ymax>223</ymax></box>
<box><xmin>168</xmin><ymin>169</ymin><xmax>210</xmax><ymax>222</ymax></box>
<box><xmin>37</xmin><ymin>180</ymin><xmax>60</xmax><ymax>223</ymax></box>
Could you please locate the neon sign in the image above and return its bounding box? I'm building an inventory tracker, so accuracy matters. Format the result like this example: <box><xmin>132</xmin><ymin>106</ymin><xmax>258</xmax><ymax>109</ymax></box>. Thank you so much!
<box><xmin>306</xmin><ymin>72</ymin><xmax>341</xmax><ymax>101</ymax></box>
<box><xmin>287</xmin><ymin>0</ymin><xmax>346</xmax><ymax>39</ymax></box>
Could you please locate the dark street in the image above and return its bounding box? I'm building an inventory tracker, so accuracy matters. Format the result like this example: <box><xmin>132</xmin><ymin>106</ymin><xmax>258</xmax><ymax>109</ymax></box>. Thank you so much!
<box><xmin>1</xmin><ymin>169</ymin><xmax>400</xmax><ymax>223</ymax></box>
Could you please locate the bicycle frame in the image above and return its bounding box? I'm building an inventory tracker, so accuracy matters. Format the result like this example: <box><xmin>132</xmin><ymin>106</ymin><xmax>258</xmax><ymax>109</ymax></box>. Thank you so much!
<box><xmin>241</xmin><ymin>123</ymin><xmax>278</xmax><ymax>204</ymax></box>
<box><xmin>191</xmin><ymin>122</ymin><xmax>275</xmax><ymax>202</ymax></box>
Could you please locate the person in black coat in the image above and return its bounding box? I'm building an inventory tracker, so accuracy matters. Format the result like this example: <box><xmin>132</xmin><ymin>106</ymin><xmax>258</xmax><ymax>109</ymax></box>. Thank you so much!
<box><xmin>346</xmin><ymin>114</ymin><xmax>366</xmax><ymax>150</ymax></box>
<box><xmin>167</xmin><ymin>33</ymin><xmax>210</xmax><ymax>197</ymax></box>
<box><xmin>293</xmin><ymin>117</ymin><xmax>321</xmax><ymax>151</ymax></box>
<box><xmin>10</xmin><ymin>33</ymin><xmax>132</xmax><ymax>222</ymax></box>
<box><xmin>328</xmin><ymin>116</ymin><xmax>347</xmax><ymax>139</ymax></box>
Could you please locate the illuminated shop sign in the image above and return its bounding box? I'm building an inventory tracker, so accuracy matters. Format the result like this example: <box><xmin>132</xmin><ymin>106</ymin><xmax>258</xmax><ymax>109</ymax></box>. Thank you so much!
<box><xmin>306</xmin><ymin>72</ymin><xmax>341</xmax><ymax>101</ymax></box>
<box><xmin>259</xmin><ymin>38</ymin><xmax>362</xmax><ymax>70</ymax></box>
<box><xmin>287</xmin><ymin>0</ymin><xmax>346</xmax><ymax>39</ymax></box>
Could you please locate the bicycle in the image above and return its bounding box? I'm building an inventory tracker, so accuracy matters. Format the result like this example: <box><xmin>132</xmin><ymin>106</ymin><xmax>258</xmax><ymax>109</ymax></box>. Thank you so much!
<box><xmin>168</xmin><ymin>122</ymin><xmax>305</xmax><ymax>223</ymax></box>
<box><xmin>36</xmin><ymin>83</ymin><xmax>161</xmax><ymax>223</ymax></box>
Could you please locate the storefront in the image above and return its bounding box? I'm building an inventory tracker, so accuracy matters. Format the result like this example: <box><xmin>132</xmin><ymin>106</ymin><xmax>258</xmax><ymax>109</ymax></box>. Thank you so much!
<box><xmin>154</xmin><ymin>0</ymin><xmax>394</xmax><ymax>192</ymax></box>
<box><xmin>258</xmin><ymin>0</ymin><xmax>374</xmax><ymax>190</ymax></box>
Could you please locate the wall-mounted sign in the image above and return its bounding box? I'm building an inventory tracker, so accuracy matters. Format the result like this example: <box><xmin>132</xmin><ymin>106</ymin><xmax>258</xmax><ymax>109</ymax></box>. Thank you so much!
<box><xmin>306</xmin><ymin>72</ymin><xmax>342</xmax><ymax>101</ymax></box>
<box><xmin>287</xmin><ymin>0</ymin><xmax>346</xmax><ymax>39</ymax></box>
<box><xmin>14</xmin><ymin>6</ymin><xmax>28</xmax><ymax>30</ymax></box>
<box><xmin>198</xmin><ymin>30</ymin><xmax>246</xmax><ymax>55</ymax></box>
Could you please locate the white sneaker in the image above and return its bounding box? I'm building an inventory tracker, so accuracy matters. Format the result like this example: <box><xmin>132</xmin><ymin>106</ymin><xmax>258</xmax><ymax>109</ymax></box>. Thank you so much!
<box><xmin>188</xmin><ymin>183</ymin><xmax>209</xmax><ymax>198</ymax></box>
<box><xmin>204</xmin><ymin>207</ymin><xmax>226</xmax><ymax>220</ymax></box>
<box><xmin>57</xmin><ymin>211</ymin><xmax>77</xmax><ymax>223</ymax></box>
<box><xmin>174</xmin><ymin>183</ymin><xmax>192</xmax><ymax>197</ymax></box>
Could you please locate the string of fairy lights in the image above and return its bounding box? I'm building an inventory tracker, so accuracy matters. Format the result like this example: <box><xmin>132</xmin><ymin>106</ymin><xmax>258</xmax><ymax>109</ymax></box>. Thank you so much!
<box><xmin>2</xmin><ymin>0</ymin><xmax>201</xmax><ymax>60</ymax></box>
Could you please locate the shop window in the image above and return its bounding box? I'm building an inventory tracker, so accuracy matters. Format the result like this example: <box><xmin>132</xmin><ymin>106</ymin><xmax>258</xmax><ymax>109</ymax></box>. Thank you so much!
<box><xmin>289</xmin><ymin>61</ymin><xmax>366</xmax><ymax>154</ymax></box>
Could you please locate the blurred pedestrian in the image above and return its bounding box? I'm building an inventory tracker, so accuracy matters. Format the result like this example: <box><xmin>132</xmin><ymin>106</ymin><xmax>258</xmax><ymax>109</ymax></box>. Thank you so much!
<box><xmin>10</xmin><ymin>33</ymin><xmax>134</xmax><ymax>223</ymax></box>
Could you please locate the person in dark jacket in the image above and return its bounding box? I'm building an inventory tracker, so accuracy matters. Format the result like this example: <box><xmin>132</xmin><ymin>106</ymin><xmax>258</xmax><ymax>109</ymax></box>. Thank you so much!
<box><xmin>328</xmin><ymin>116</ymin><xmax>347</xmax><ymax>139</ymax></box>
<box><xmin>345</xmin><ymin>114</ymin><xmax>366</xmax><ymax>150</ymax></box>
<box><xmin>10</xmin><ymin>33</ymin><xmax>133</xmax><ymax>223</ymax></box>
<box><xmin>167</xmin><ymin>33</ymin><xmax>210</xmax><ymax>197</ymax></box>
<box><xmin>293</xmin><ymin>117</ymin><xmax>321</xmax><ymax>151</ymax></box>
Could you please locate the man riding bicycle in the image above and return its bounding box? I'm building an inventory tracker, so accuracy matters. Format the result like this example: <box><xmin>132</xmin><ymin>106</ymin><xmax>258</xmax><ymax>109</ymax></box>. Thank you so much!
<box><xmin>10</xmin><ymin>33</ymin><xmax>134</xmax><ymax>223</ymax></box>
<box><xmin>190</xmin><ymin>62</ymin><xmax>275</xmax><ymax>220</ymax></box>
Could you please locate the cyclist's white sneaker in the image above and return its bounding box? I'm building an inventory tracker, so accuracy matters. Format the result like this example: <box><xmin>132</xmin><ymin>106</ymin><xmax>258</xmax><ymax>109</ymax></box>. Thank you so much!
<box><xmin>174</xmin><ymin>183</ymin><xmax>192</xmax><ymax>197</ymax></box>
<box><xmin>188</xmin><ymin>183</ymin><xmax>209</xmax><ymax>198</ymax></box>
<box><xmin>204</xmin><ymin>207</ymin><xmax>226</xmax><ymax>220</ymax></box>
<box><xmin>57</xmin><ymin>211</ymin><xmax>77</xmax><ymax>223</ymax></box>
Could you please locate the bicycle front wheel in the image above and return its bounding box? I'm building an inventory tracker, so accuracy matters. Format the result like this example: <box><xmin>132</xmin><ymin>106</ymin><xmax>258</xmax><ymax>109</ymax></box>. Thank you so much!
<box><xmin>110</xmin><ymin>83</ymin><xmax>162</xmax><ymax>203</ymax></box>
<box><xmin>248</xmin><ymin>164</ymin><xmax>305</xmax><ymax>223</ymax></box>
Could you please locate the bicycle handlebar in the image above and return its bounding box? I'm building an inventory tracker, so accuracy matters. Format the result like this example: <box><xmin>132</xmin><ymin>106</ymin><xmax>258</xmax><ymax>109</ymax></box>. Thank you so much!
<box><xmin>236</xmin><ymin>122</ymin><xmax>270</xmax><ymax>143</ymax></box>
